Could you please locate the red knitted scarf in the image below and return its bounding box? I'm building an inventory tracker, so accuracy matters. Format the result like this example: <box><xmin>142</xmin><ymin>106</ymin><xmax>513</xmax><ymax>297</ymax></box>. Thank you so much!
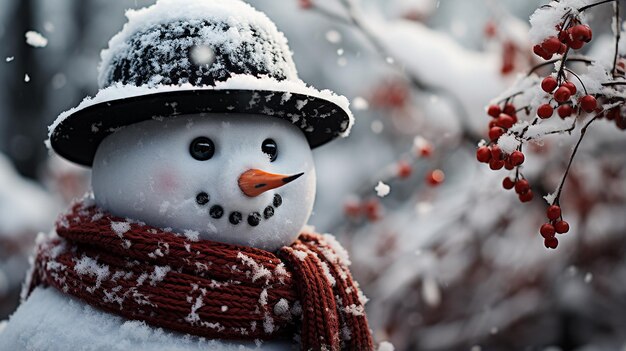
<box><xmin>27</xmin><ymin>201</ymin><xmax>373</xmax><ymax>351</ymax></box>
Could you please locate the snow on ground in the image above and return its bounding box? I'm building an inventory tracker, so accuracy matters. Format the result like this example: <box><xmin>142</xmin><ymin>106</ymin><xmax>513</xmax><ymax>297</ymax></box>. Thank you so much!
<box><xmin>0</xmin><ymin>287</ymin><xmax>292</xmax><ymax>351</ymax></box>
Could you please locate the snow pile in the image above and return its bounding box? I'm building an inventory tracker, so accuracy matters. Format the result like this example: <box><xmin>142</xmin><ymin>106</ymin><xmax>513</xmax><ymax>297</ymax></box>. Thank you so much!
<box><xmin>1</xmin><ymin>287</ymin><xmax>291</xmax><ymax>350</ymax></box>
<box><xmin>528</xmin><ymin>0</ymin><xmax>591</xmax><ymax>44</ymax></box>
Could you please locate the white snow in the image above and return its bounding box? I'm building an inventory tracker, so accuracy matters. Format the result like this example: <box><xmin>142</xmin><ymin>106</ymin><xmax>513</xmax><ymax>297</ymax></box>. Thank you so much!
<box><xmin>24</xmin><ymin>74</ymin><xmax>30</xmax><ymax>82</ymax></box>
<box><xmin>528</xmin><ymin>0</ymin><xmax>591</xmax><ymax>44</ymax></box>
<box><xmin>237</xmin><ymin>252</ymin><xmax>272</xmax><ymax>283</ymax></box>
<box><xmin>25</xmin><ymin>31</ymin><xmax>48</xmax><ymax>48</ymax></box>
<box><xmin>325</xmin><ymin>30</ymin><xmax>342</xmax><ymax>44</ymax></box>
<box><xmin>375</xmin><ymin>181</ymin><xmax>391</xmax><ymax>198</ymax></box>
<box><xmin>1</xmin><ymin>287</ymin><xmax>292</xmax><ymax>350</ymax></box>
<box><xmin>377</xmin><ymin>341</ymin><xmax>395</xmax><ymax>351</ymax></box>
<box><xmin>110</xmin><ymin>221</ymin><xmax>131</xmax><ymax>236</ymax></box>
<box><xmin>5</xmin><ymin>57</ymin><xmax>13</xmax><ymax>62</ymax></box>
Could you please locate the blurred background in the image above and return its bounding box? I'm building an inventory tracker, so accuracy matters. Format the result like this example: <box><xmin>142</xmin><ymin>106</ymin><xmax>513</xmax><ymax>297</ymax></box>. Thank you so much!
<box><xmin>1</xmin><ymin>0</ymin><xmax>626</xmax><ymax>350</ymax></box>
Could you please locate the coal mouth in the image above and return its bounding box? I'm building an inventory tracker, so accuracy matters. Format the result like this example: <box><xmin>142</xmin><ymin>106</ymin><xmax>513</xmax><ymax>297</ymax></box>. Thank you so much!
<box><xmin>196</xmin><ymin>192</ymin><xmax>283</xmax><ymax>227</ymax></box>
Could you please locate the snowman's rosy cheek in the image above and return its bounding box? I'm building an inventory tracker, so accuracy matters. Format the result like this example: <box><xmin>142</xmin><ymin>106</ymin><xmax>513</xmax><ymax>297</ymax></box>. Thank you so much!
<box><xmin>155</xmin><ymin>169</ymin><xmax>180</xmax><ymax>193</ymax></box>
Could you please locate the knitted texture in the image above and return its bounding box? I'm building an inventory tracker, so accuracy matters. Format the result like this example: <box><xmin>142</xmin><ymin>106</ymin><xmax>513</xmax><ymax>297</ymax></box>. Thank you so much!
<box><xmin>27</xmin><ymin>201</ymin><xmax>373</xmax><ymax>351</ymax></box>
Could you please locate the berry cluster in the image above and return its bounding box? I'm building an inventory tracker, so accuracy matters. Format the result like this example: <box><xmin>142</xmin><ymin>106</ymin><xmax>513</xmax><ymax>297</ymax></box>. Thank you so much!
<box><xmin>540</xmin><ymin>205</ymin><xmax>570</xmax><ymax>249</ymax></box>
<box><xmin>476</xmin><ymin>102</ymin><xmax>533</xmax><ymax>203</ymax></box>
<box><xmin>533</xmin><ymin>23</ymin><xmax>592</xmax><ymax>60</ymax></box>
<box><xmin>537</xmin><ymin>76</ymin><xmax>597</xmax><ymax>119</ymax></box>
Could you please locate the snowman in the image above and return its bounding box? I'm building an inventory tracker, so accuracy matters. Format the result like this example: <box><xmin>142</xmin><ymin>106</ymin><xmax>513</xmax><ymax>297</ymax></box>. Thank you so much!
<box><xmin>0</xmin><ymin>1</ymin><xmax>374</xmax><ymax>350</ymax></box>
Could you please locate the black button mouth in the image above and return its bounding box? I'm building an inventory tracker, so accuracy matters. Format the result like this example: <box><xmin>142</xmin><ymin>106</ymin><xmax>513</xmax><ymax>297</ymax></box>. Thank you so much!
<box><xmin>198</xmin><ymin>193</ymin><xmax>282</xmax><ymax>227</ymax></box>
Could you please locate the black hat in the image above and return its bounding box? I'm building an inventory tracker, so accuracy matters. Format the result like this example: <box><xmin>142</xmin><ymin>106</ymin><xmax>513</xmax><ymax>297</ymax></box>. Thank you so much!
<box><xmin>48</xmin><ymin>0</ymin><xmax>353</xmax><ymax>167</ymax></box>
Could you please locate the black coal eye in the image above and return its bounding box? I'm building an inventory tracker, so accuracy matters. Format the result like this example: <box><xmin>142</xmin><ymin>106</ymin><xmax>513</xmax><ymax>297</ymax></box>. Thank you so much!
<box><xmin>262</xmin><ymin>138</ymin><xmax>278</xmax><ymax>162</ymax></box>
<box><xmin>190</xmin><ymin>137</ymin><xmax>215</xmax><ymax>161</ymax></box>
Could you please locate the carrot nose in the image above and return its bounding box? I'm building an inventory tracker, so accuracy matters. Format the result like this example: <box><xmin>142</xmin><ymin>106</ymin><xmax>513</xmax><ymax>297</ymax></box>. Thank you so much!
<box><xmin>238</xmin><ymin>169</ymin><xmax>304</xmax><ymax>197</ymax></box>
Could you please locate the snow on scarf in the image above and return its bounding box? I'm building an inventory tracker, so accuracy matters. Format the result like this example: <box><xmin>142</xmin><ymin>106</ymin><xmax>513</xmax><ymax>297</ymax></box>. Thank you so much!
<box><xmin>26</xmin><ymin>200</ymin><xmax>373</xmax><ymax>351</ymax></box>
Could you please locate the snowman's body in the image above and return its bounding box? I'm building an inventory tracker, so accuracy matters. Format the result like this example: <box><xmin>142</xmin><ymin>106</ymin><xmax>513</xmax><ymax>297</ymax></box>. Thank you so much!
<box><xmin>1</xmin><ymin>114</ymin><xmax>312</xmax><ymax>350</ymax></box>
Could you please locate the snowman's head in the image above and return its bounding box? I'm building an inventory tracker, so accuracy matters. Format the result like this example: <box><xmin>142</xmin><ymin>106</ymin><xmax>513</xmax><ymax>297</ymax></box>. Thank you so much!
<box><xmin>91</xmin><ymin>114</ymin><xmax>316</xmax><ymax>252</ymax></box>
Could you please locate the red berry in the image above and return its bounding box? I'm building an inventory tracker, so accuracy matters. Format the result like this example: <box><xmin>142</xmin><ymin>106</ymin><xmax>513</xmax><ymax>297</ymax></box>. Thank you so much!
<box><xmin>554</xmin><ymin>86</ymin><xmax>571</xmax><ymax>103</ymax></box>
<box><xmin>540</xmin><ymin>223</ymin><xmax>556</xmax><ymax>238</ymax></box>
<box><xmin>579</xmin><ymin>95</ymin><xmax>597</xmax><ymax>113</ymax></box>
<box><xmin>515</xmin><ymin>179</ymin><xmax>530</xmax><ymax>194</ymax></box>
<box><xmin>555</xmin><ymin>220</ymin><xmax>570</xmax><ymax>234</ymax></box>
<box><xmin>510</xmin><ymin>151</ymin><xmax>525</xmax><ymax>166</ymax></box>
<box><xmin>562</xmin><ymin>81</ymin><xmax>577</xmax><ymax>95</ymax></box>
<box><xmin>487</xmin><ymin>105</ymin><xmax>501</xmax><ymax>118</ymax></box>
<box><xmin>299</xmin><ymin>0</ymin><xmax>313</xmax><ymax>9</ymax></box>
<box><xmin>489</xmin><ymin>158</ymin><xmax>504</xmax><ymax>170</ymax></box>
<box><xmin>476</xmin><ymin>146</ymin><xmax>492</xmax><ymax>163</ymax></box>
<box><xmin>426</xmin><ymin>169</ymin><xmax>445</xmax><ymax>186</ymax></box>
<box><xmin>533</xmin><ymin>44</ymin><xmax>547</xmax><ymax>57</ymax></box>
<box><xmin>496</xmin><ymin>114</ymin><xmax>515</xmax><ymax>129</ymax></box>
<box><xmin>519</xmin><ymin>190</ymin><xmax>534</xmax><ymax>203</ymax></box>
<box><xmin>503</xmin><ymin>104</ymin><xmax>516</xmax><ymax>116</ymax></box>
<box><xmin>488</xmin><ymin>120</ymin><xmax>498</xmax><ymax>128</ymax></box>
<box><xmin>541</xmin><ymin>36</ymin><xmax>562</xmax><ymax>53</ymax></box>
<box><xmin>569</xmin><ymin>39</ymin><xmax>584</xmax><ymax>50</ymax></box>
<box><xmin>364</xmin><ymin>199</ymin><xmax>381</xmax><ymax>221</ymax></box>
<box><xmin>489</xmin><ymin>127</ymin><xmax>505</xmax><ymax>141</ymax></box>
<box><xmin>504</xmin><ymin>158</ymin><xmax>515</xmax><ymax>170</ymax></box>
<box><xmin>547</xmin><ymin>205</ymin><xmax>561</xmax><ymax>221</ymax></box>
<box><xmin>344</xmin><ymin>199</ymin><xmax>362</xmax><ymax>218</ymax></box>
<box><xmin>571</xmin><ymin>24</ymin><xmax>592</xmax><ymax>42</ymax></box>
<box><xmin>502</xmin><ymin>177</ymin><xmax>515</xmax><ymax>190</ymax></box>
<box><xmin>484</xmin><ymin>21</ymin><xmax>497</xmax><ymax>38</ymax></box>
<box><xmin>557</xmin><ymin>43</ymin><xmax>567</xmax><ymax>54</ymax></box>
<box><xmin>537</xmin><ymin>104</ymin><xmax>554</xmax><ymax>119</ymax></box>
<box><xmin>397</xmin><ymin>161</ymin><xmax>412</xmax><ymax>178</ymax></box>
<box><xmin>491</xmin><ymin>145</ymin><xmax>502</xmax><ymax>160</ymax></box>
<box><xmin>541</xmin><ymin>76</ymin><xmax>558</xmax><ymax>93</ymax></box>
<box><xmin>557</xmin><ymin>104</ymin><xmax>573</xmax><ymax>118</ymax></box>
<box><xmin>544</xmin><ymin>236</ymin><xmax>559</xmax><ymax>249</ymax></box>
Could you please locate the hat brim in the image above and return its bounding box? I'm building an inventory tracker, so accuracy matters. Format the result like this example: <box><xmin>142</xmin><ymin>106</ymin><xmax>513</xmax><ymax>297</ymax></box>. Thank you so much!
<box><xmin>50</xmin><ymin>89</ymin><xmax>351</xmax><ymax>166</ymax></box>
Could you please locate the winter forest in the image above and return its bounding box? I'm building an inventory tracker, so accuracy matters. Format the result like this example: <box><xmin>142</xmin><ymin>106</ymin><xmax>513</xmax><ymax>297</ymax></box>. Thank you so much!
<box><xmin>1</xmin><ymin>0</ymin><xmax>626</xmax><ymax>350</ymax></box>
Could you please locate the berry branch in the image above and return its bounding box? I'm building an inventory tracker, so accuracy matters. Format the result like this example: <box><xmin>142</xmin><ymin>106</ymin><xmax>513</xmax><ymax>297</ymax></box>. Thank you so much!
<box><xmin>479</xmin><ymin>0</ymin><xmax>625</xmax><ymax>249</ymax></box>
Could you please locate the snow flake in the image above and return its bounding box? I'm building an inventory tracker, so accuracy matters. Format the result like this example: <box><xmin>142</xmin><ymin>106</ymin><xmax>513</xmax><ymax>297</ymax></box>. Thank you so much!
<box><xmin>148</xmin><ymin>265</ymin><xmax>171</xmax><ymax>286</ymax></box>
<box><xmin>237</xmin><ymin>252</ymin><xmax>272</xmax><ymax>283</ymax></box>
<box><xmin>5</xmin><ymin>57</ymin><xmax>14</xmax><ymax>62</ymax></box>
<box><xmin>25</xmin><ymin>31</ymin><xmax>48</xmax><ymax>48</ymax></box>
<box><xmin>292</xmin><ymin>249</ymin><xmax>308</xmax><ymax>261</ymax></box>
<box><xmin>352</xmin><ymin>96</ymin><xmax>369</xmax><ymax>110</ymax></box>
<box><xmin>111</xmin><ymin>221</ymin><xmax>131</xmax><ymax>237</ymax></box>
<box><xmin>273</xmin><ymin>298</ymin><xmax>289</xmax><ymax>316</ymax></box>
<box><xmin>325</xmin><ymin>30</ymin><xmax>342</xmax><ymax>44</ymax></box>
<box><xmin>24</xmin><ymin>74</ymin><xmax>30</xmax><ymax>82</ymax></box>
<box><xmin>375</xmin><ymin>181</ymin><xmax>390</xmax><ymax>198</ymax></box>
<box><xmin>343</xmin><ymin>304</ymin><xmax>365</xmax><ymax>316</ymax></box>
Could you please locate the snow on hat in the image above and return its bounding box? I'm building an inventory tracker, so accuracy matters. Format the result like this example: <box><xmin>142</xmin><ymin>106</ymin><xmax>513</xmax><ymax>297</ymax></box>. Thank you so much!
<box><xmin>48</xmin><ymin>0</ymin><xmax>354</xmax><ymax>166</ymax></box>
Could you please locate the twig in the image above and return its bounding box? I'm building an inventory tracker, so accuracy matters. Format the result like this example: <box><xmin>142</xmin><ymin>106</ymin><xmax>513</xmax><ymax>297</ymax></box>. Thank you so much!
<box><xmin>527</xmin><ymin>57</ymin><xmax>593</xmax><ymax>76</ymax></box>
<box><xmin>612</xmin><ymin>1</ymin><xmax>621</xmax><ymax>77</ymax></box>
<box><xmin>554</xmin><ymin>114</ymin><xmax>600</xmax><ymax>204</ymax></box>
<box><xmin>579</xmin><ymin>0</ymin><xmax>617</xmax><ymax>12</ymax></box>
